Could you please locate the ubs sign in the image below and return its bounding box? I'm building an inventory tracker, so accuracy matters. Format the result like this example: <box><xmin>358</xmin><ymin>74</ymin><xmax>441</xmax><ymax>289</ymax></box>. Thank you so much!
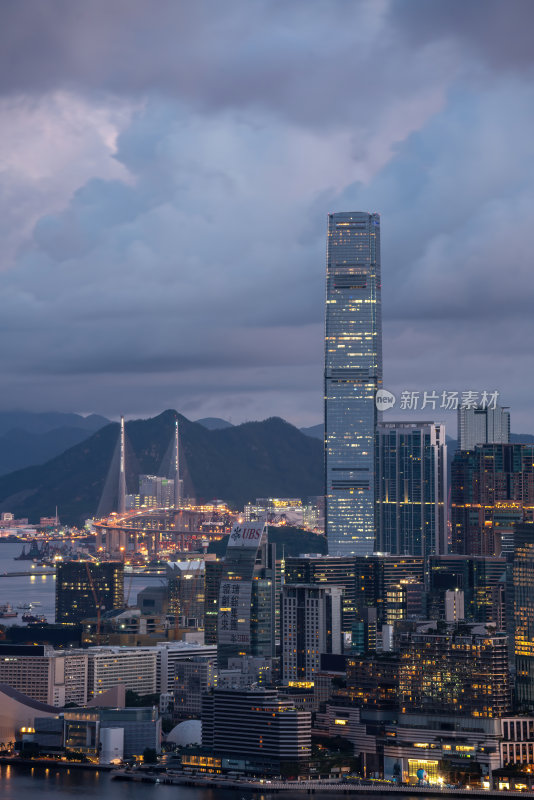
<box><xmin>227</xmin><ymin>520</ymin><xmax>265</xmax><ymax>549</ymax></box>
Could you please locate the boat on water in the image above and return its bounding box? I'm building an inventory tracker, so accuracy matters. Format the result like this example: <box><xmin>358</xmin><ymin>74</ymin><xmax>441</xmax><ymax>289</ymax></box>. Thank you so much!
<box><xmin>0</xmin><ymin>604</ymin><xmax>18</xmax><ymax>618</ymax></box>
<box><xmin>22</xmin><ymin>613</ymin><xmax>47</xmax><ymax>624</ymax></box>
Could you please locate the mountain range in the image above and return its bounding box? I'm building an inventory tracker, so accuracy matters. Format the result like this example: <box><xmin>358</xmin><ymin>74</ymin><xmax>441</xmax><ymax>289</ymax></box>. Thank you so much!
<box><xmin>1</xmin><ymin>408</ymin><xmax>533</xmax><ymax>527</ymax></box>
<box><xmin>0</xmin><ymin>411</ymin><xmax>110</xmax><ymax>476</ymax></box>
<box><xmin>0</xmin><ymin>411</ymin><xmax>323</xmax><ymax>524</ymax></box>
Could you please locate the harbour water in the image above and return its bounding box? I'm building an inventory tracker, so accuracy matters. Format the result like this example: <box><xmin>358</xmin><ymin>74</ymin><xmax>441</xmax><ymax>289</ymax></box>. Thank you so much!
<box><xmin>0</xmin><ymin>764</ymin><xmax>223</xmax><ymax>798</ymax></box>
<box><xmin>0</xmin><ymin>541</ymin><xmax>163</xmax><ymax>624</ymax></box>
<box><xmin>0</xmin><ymin>765</ymin><xmax>425</xmax><ymax>800</ymax></box>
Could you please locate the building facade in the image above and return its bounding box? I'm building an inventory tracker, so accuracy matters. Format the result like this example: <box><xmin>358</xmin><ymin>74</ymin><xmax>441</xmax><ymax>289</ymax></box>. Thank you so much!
<box><xmin>281</xmin><ymin>584</ymin><xmax>343</xmax><ymax>683</ymax></box>
<box><xmin>451</xmin><ymin>444</ymin><xmax>534</xmax><ymax>555</ymax></box>
<box><xmin>458</xmin><ymin>404</ymin><xmax>510</xmax><ymax>451</ymax></box>
<box><xmin>428</xmin><ymin>555</ymin><xmax>506</xmax><ymax>626</ymax></box>
<box><xmin>87</xmin><ymin>647</ymin><xmax>157</xmax><ymax>699</ymax></box>
<box><xmin>514</xmin><ymin>523</ymin><xmax>534</xmax><ymax>711</ymax></box>
<box><xmin>55</xmin><ymin>561</ymin><xmax>124</xmax><ymax>624</ymax></box>
<box><xmin>217</xmin><ymin>521</ymin><xmax>275</xmax><ymax>668</ymax></box>
<box><xmin>171</xmin><ymin>657</ymin><xmax>217</xmax><ymax>716</ymax></box>
<box><xmin>0</xmin><ymin>644</ymin><xmax>88</xmax><ymax>707</ymax></box>
<box><xmin>375</xmin><ymin>421</ymin><xmax>447</xmax><ymax>556</ymax></box>
<box><xmin>167</xmin><ymin>560</ymin><xmax>205</xmax><ymax>627</ymax></box>
<box><xmin>325</xmin><ymin>211</ymin><xmax>382</xmax><ymax>557</ymax></box>
<box><xmin>201</xmin><ymin>687</ymin><xmax>311</xmax><ymax>770</ymax></box>
<box><xmin>399</xmin><ymin>622</ymin><xmax>511</xmax><ymax>718</ymax></box>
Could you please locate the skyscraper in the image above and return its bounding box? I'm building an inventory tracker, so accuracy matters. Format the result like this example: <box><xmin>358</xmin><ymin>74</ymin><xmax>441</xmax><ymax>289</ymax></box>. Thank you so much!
<box><xmin>513</xmin><ymin>523</ymin><xmax>534</xmax><ymax>711</ymax></box>
<box><xmin>458</xmin><ymin>404</ymin><xmax>510</xmax><ymax>450</ymax></box>
<box><xmin>281</xmin><ymin>584</ymin><xmax>343</xmax><ymax>683</ymax></box>
<box><xmin>451</xmin><ymin>443</ymin><xmax>534</xmax><ymax>555</ymax></box>
<box><xmin>216</xmin><ymin>519</ymin><xmax>275</xmax><ymax>668</ymax></box>
<box><xmin>375</xmin><ymin>421</ymin><xmax>448</xmax><ymax>556</ymax></box>
<box><xmin>55</xmin><ymin>561</ymin><xmax>124</xmax><ymax>623</ymax></box>
<box><xmin>325</xmin><ymin>211</ymin><xmax>382</xmax><ymax>556</ymax></box>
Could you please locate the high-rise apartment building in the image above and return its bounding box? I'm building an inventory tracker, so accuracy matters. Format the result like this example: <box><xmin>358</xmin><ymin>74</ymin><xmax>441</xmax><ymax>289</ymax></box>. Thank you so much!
<box><xmin>451</xmin><ymin>444</ymin><xmax>534</xmax><ymax>555</ymax></box>
<box><xmin>399</xmin><ymin>622</ymin><xmax>511</xmax><ymax>718</ymax></box>
<box><xmin>284</xmin><ymin>555</ymin><xmax>357</xmax><ymax>632</ymax></box>
<box><xmin>514</xmin><ymin>523</ymin><xmax>534</xmax><ymax>711</ymax></box>
<box><xmin>284</xmin><ymin>553</ymin><xmax>424</xmax><ymax>634</ymax></box>
<box><xmin>55</xmin><ymin>561</ymin><xmax>124</xmax><ymax>623</ymax></box>
<box><xmin>375</xmin><ymin>421</ymin><xmax>447</xmax><ymax>556</ymax></box>
<box><xmin>204</xmin><ymin>559</ymin><xmax>225</xmax><ymax>644</ymax></box>
<box><xmin>325</xmin><ymin>211</ymin><xmax>382</xmax><ymax>556</ymax></box>
<box><xmin>281</xmin><ymin>584</ymin><xmax>343</xmax><ymax>683</ymax></box>
<box><xmin>458</xmin><ymin>404</ymin><xmax>510</xmax><ymax>451</ymax></box>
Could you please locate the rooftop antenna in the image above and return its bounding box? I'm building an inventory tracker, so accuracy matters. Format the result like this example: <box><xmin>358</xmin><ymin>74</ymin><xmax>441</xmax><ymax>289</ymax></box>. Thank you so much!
<box><xmin>118</xmin><ymin>415</ymin><xmax>126</xmax><ymax>514</ymax></box>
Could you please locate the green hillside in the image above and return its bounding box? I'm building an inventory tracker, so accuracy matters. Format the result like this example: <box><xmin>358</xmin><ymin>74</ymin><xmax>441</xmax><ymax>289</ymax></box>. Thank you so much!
<box><xmin>0</xmin><ymin>411</ymin><xmax>323</xmax><ymax>524</ymax></box>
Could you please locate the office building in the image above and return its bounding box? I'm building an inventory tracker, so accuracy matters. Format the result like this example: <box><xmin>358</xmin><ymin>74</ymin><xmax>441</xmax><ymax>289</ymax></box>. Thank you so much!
<box><xmin>500</xmin><ymin>717</ymin><xmax>534</xmax><ymax>768</ymax></box>
<box><xmin>171</xmin><ymin>657</ymin><xmax>217</xmax><ymax>717</ymax></box>
<box><xmin>204</xmin><ymin>559</ymin><xmax>225</xmax><ymax>644</ymax></box>
<box><xmin>218</xmin><ymin>655</ymin><xmax>273</xmax><ymax>689</ymax></box>
<box><xmin>55</xmin><ymin>561</ymin><xmax>124</xmax><ymax>624</ymax></box>
<box><xmin>156</xmin><ymin>641</ymin><xmax>217</xmax><ymax>694</ymax></box>
<box><xmin>244</xmin><ymin>497</ymin><xmax>322</xmax><ymax>531</ymax></box>
<box><xmin>139</xmin><ymin>474</ymin><xmax>175</xmax><ymax>507</ymax></box>
<box><xmin>451</xmin><ymin>444</ymin><xmax>534</xmax><ymax>555</ymax></box>
<box><xmin>200</xmin><ymin>687</ymin><xmax>311</xmax><ymax>771</ymax></box>
<box><xmin>428</xmin><ymin>555</ymin><xmax>506</xmax><ymax>626</ymax></box>
<box><xmin>217</xmin><ymin>520</ymin><xmax>275</xmax><ymax>668</ymax></box>
<box><xmin>352</xmin><ymin>555</ymin><xmax>424</xmax><ymax>629</ymax></box>
<box><xmin>0</xmin><ymin>644</ymin><xmax>88</xmax><ymax>707</ymax></box>
<box><xmin>281</xmin><ymin>584</ymin><xmax>343</xmax><ymax>683</ymax></box>
<box><xmin>64</xmin><ymin>706</ymin><xmax>161</xmax><ymax>760</ymax></box>
<box><xmin>458</xmin><ymin>404</ymin><xmax>510</xmax><ymax>451</ymax></box>
<box><xmin>167</xmin><ymin>560</ymin><xmax>205</xmax><ymax>627</ymax></box>
<box><xmin>375</xmin><ymin>421</ymin><xmax>447</xmax><ymax>556</ymax></box>
<box><xmin>284</xmin><ymin>555</ymin><xmax>357</xmax><ymax>632</ymax></box>
<box><xmin>383</xmin><ymin>713</ymin><xmax>504</xmax><ymax>787</ymax></box>
<box><xmin>284</xmin><ymin>553</ymin><xmax>424</xmax><ymax>634</ymax></box>
<box><xmin>325</xmin><ymin>211</ymin><xmax>382</xmax><ymax>557</ymax></box>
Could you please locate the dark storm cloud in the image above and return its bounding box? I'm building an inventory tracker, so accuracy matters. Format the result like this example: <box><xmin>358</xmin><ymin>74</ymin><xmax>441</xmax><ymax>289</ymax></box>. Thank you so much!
<box><xmin>388</xmin><ymin>0</ymin><xmax>534</xmax><ymax>70</ymax></box>
<box><xmin>1</xmin><ymin>1</ymin><xmax>534</xmax><ymax>427</ymax></box>
<box><xmin>0</xmin><ymin>0</ymin><xmax>453</xmax><ymax>131</ymax></box>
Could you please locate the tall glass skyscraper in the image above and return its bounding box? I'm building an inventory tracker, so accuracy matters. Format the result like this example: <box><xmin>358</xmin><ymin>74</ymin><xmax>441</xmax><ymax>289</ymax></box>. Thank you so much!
<box><xmin>375</xmin><ymin>421</ymin><xmax>448</xmax><ymax>556</ymax></box>
<box><xmin>325</xmin><ymin>211</ymin><xmax>382</xmax><ymax>556</ymax></box>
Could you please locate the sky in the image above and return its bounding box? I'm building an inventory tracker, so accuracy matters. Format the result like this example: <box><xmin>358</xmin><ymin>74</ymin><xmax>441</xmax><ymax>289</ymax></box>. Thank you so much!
<box><xmin>1</xmin><ymin>0</ymin><xmax>534</xmax><ymax>431</ymax></box>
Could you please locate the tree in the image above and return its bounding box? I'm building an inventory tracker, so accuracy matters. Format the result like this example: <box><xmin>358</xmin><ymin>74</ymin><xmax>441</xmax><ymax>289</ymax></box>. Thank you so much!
<box><xmin>126</xmin><ymin>690</ymin><xmax>160</xmax><ymax>707</ymax></box>
<box><xmin>143</xmin><ymin>747</ymin><xmax>158</xmax><ymax>764</ymax></box>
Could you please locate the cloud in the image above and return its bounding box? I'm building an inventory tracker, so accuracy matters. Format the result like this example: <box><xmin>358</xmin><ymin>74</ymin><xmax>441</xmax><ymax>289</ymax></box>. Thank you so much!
<box><xmin>1</xmin><ymin>2</ymin><xmax>534</xmax><ymax>430</ymax></box>
<box><xmin>388</xmin><ymin>0</ymin><xmax>534</xmax><ymax>71</ymax></box>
